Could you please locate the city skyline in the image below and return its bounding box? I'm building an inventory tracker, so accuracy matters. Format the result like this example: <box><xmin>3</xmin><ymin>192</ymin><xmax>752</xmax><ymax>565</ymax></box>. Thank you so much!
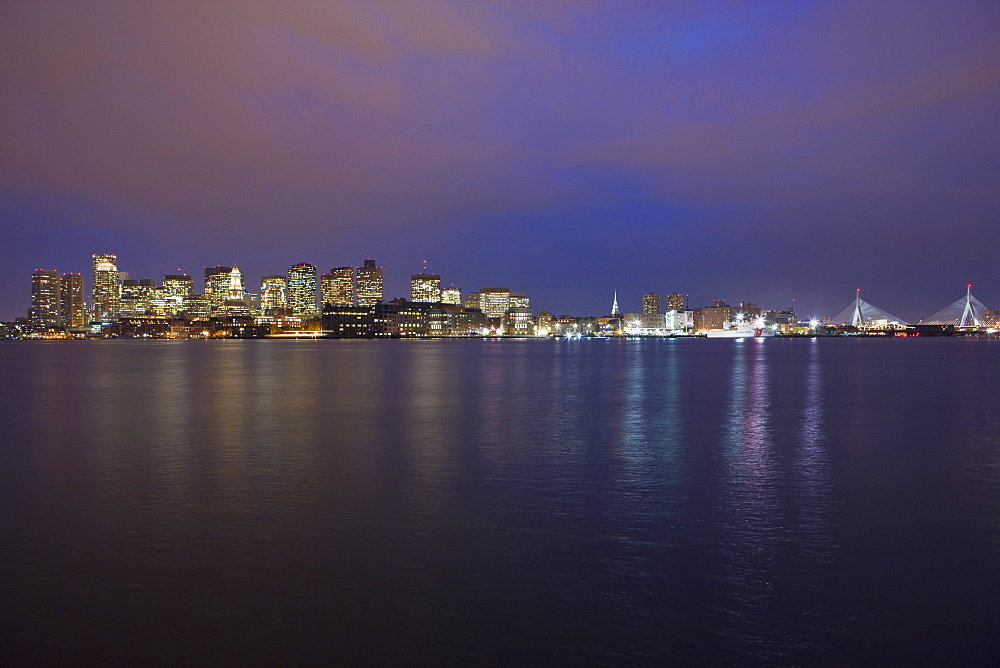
<box><xmin>2</xmin><ymin>2</ymin><xmax>998</xmax><ymax>322</ymax></box>
<box><xmin>17</xmin><ymin>250</ymin><xmax>1000</xmax><ymax>325</ymax></box>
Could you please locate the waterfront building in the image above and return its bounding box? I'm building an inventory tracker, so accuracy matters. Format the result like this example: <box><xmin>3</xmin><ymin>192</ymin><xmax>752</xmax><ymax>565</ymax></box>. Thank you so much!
<box><xmin>665</xmin><ymin>293</ymin><xmax>687</xmax><ymax>312</ymax></box>
<box><xmin>503</xmin><ymin>307</ymin><xmax>534</xmax><ymax>335</ymax></box>
<box><xmin>259</xmin><ymin>275</ymin><xmax>287</xmax><ymax>312</ymax></box>
<box><xmin>374</xmin><ymin>299</ymin><xmax>428</xmax><ymax>337</ymax></box>
<box><xmin>411</xmin><ymin>272</ymin><xmax>441</xmax><ymax>303</ymax></box>
<box><xmin>321</xmin><ymin>267</ymin><xmax>354</xmax><ymax>307</ymax></box>
<box><xmin>510</xmin><ymin>292</ymin><xmax>529</xmax><ymax>309</ymax></box>
<box><xmin>642</xmin><ymin>293</ymin><xmax>661</xmax><ymax>314</ymax></box>
<box><xmin>535</xmin><ymin>310</ymin><xmax>554</xmax><ymax>336</ymax></box>
<box><xmin>693</xmin><ymin>302</ymin><xmax>762</xmax><ymax>331</ymax></box>
<box><xmin>427</xmin><ymin>304</ymin><xmax>486</xmax><ymax>336</ymax></box>
<box><xmin>321</xmin><ymin>303</ymin><xmax>374</xmax><ymax>337</ymax></box>
<box><xmin>441</xmin><ymin>286</ymin><xmax>461</xmax><ymax>305</ymax></box>
<box><xmin>464</xmin><ymin>291</ymin><xmax>480</xmax><ymax>310</ymax></box>
<box><xmin>30</xmin><ymin>269</ymin><xmax>62</xmax><ymax>327</ymax></box>
<box><xmin>479</xmin><ymin>288</ymin><xmax>511</xmax><ymax>319</ymax></box>
<box><xmin>287</xmin><ymin>263</ymin><xmax>318</xmax><ymax>317</ymax></box>
<box><xmin>204</xmin><ymin>266</ymin><xmax>233</xmax><ymax>313</ymax></box>
<box><xmin>60</xmin><ymin>273</ymin><xmax>85</xmax><ymax>326</ymax></box>
<box><xmin>92</xmin><ymin>254</ymin><xmax>121</xmax><ymax>320</ymax></box>
<box><xmin>356</xmin><ymin>259</ymin><xmax>383</xmax><ymax>306</ymax></box>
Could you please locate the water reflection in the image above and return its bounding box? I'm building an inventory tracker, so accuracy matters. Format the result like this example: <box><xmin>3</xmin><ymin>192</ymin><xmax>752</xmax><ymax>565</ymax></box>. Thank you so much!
<box><xmin>714</xmin><ymin>340</ymin><xmax>781</xmax><ymax>656</ymax></box>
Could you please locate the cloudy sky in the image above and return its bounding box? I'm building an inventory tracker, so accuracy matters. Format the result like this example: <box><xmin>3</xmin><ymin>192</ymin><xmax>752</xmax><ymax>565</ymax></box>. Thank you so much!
<box><xmin>2</xmin><ymin>0</ymin><xmax>998</xmax><ymax>321</ymax></box>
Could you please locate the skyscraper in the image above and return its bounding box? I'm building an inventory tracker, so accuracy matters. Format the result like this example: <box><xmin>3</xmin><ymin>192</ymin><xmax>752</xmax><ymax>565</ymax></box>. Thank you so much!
<box><xmin>356</xmin><ymin>259</ymin><xmax>383</xmax><ymax>307</ymax></box>
<box><xmin>665</xmin><ymin>293</ymin><xmax>687</xmax><ymax>313</ymax></box>
<box><xmin>321</xmin><ymin>267</ymin><xmax>354</xmax><ymax>307</ymax></box>
<box><xmin>410</xmin><ymin>272</ymin><xmax>441</xmax><ymax>303</ymax></box>
<box><xmin>642</xmin><ymin>293</ymin><xmax>661</xmax><ymax>314</ymax></box>
<box><xmin>227</xmin><ymin>266</ymin><xmax>245</xmax><ymax>301</ymax></box>
<box><xmin>288</xmin><ymin>263</ymin><xmax>318</xmax><ymax>316</ymax></box>
<box><xmin>479</xmin><ymin>287</ymin><xmax>511</xmax><ymax>319</ymax></box>
<box><xmin>204</xmin><ymin>266</ymin><xmax>233</xmax><ymax>313</ymax></box>
<box><xmin>161</xmin><ymin>274</ymin><xmax>193</xmax><ymax>316</ymax></box>
<box><xmin>259</xmin><ymin>275</ymin><xmax>287</xmax><ymax>312</ymax></box>
<box><xmin>30</xmin><ymin>269</ymin><xmax>62</xmax><ymax>327</ymax></box>
<box><xmin>120</xmin><ymin>279</ymin><xmax>156</xmax><ymax>316</ymax></box>
<box><xmin>92</xmin><ymin>253</ymin><xmax>121</xmax><ymax>320</ymax></box>
<box><xmin>162</xmin><ymin>274</ymin><xmax>193</xmax><ymax>300</ymax></box>
<box><xmin>61</xmin><ymin>273</ymin><xmax>85</xmax><ymax>326</ymax></box>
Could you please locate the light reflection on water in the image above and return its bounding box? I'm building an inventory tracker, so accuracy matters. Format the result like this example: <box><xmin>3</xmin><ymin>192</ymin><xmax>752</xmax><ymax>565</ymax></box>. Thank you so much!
<box><xmin>2</xmin><ymin>338</ymin><xmax>999</xmax><ymax>664</ymax></box>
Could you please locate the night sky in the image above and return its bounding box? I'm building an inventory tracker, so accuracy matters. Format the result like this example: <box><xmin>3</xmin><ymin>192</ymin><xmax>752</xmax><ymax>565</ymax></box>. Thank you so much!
<box><xmin>2</xmin><ymin>1</ymin><xmax>998</xmax><ymax>322</ymax></box>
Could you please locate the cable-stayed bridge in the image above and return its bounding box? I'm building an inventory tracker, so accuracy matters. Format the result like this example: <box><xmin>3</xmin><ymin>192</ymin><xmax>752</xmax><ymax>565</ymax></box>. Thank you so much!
<box><xmin>832</xmin><ymin>290</ymin><xmax>908</xmax><ymax>328</ymax></box>
<box><xmin>920</xmin><ymin>286</ymin><xmax>992</xmax><ymax>328</ymax></box>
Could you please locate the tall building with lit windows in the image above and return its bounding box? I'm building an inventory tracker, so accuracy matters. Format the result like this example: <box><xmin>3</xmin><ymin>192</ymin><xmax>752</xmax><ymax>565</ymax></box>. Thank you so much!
<box><xmin>30</xmin><ymin>269</ymin><xmax>62</xmax><ymax>327</ymax></box>
<box><xmin>259</xmin><ymin>275</ymin><xmax>287</xmax><ymax>312</ymax></box>
<box><xmin>410</xmin><ymin>272</ymin><xmax>441</xmax><ymax>303</ymax></box>
<box><xmin>479</xmin><ymin>288</ymin><xmax>511</xmax><ymax>319</ymax></box>
<box><xmin>441</xmin><ymin>286</ymin><xmax>461</xmax><ymax>305</ymax></box>
<box><xmin>665</xmin><ymin>292</ymin><xmax>687</xmax><ymax>313</ymax></box>
<box><xmin>61</xmin><ymin>273</ymin><xmax>85</xmax><ymax>326</ymax></box>
<box><xmin>204</xmin><ymin>266</ymin><xmax>233</xmax><ymax>313</ymax></box>
<box><xmin>160</xmin><ymin>274</ymin><xmax>193</xmax><ymax>316</ymax></box>
<box><xmin>356</xmin><ymin>259</ymin><xmax>383</xmax><ymax>306</ymax></box>
<box><xmin>288</xmin><ymin>263</ymin><xmax>318</xmax><ymax>316</ymax></box>
<box><xmin>162</xmin><ymin>274</ymin><xmax>193</xmax><ymax>300</ymax></box>
<box><xmin>642</xmin><ymin>293</ymin><xmax>661</xmax><ymax>314</ymax></box>
<box><xmin>321</xmin><ymin>267</ymin><xmax>354</xmax><ymax>307</ymax></box>
<box><xmin>92</xmin><ymin>253</ymin><xmax>121</xmax><ymax>320</ymax></box>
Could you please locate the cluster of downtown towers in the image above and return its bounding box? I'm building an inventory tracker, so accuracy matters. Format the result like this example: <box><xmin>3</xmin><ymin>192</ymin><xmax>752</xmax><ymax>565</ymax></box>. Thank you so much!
<box><xmin>26</xmin><ymin>254</ymin><xmax>538</xmax><ymax>331</ymax></box>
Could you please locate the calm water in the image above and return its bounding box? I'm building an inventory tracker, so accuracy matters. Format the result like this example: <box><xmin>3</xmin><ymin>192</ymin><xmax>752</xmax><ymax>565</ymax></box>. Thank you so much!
<box><xmin>2</xmin><ymin>338</ymin><xmax>998</xmax><ymax>664</ymax></box>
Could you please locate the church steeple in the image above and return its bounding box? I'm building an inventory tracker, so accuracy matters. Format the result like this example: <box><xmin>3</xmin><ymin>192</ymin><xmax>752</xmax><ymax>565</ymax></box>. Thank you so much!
<box><xmin>611</xmin><ymin>290</ymin><xmax>620</xmax><ymax>317</ymax></box>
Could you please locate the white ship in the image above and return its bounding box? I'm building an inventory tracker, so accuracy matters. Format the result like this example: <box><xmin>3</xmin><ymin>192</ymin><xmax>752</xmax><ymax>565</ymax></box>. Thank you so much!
<box><xmin>705</xmin><ymin>318</ymin><xmax>775</xmax><ymax>338</ymax></box>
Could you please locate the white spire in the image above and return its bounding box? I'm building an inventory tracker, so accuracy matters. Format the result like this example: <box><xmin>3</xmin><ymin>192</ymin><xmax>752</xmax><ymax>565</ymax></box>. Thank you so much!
<box><xmin>611</xmin><ymin>290</ymin><xmax>620</xmax><ymax>316</ymax></box>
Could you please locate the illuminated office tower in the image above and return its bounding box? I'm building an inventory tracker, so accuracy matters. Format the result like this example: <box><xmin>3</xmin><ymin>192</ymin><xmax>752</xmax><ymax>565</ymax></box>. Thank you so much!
<box><xmin>479</xmin><ymin>288</ymin><xmax>512</xmax><ymax>319</ymax></box>
<box><xmin>642</xmin><ymin>293</ymin><xmax>661</xmax><ymax>314</ymax></box>
<box><xmin>92</xmin><ymin>253</ymin><xmax>121</xmax><ymax>320</ymax></box>
<box><xmin>664</xmin><ymin>292</ymin><xmax>687</xmax><ymax>313</ymax></box>
<box><xmin>61</xmin><ymin>273</ymin><xmax>85</xmax><ymax>326</ymax></box>
<box><xmin>288</xmin><ymin>263</ymin><xmax>318</xmax><ymax>316</ymax></box>
<box><xmin>321</xmin><ymin>267</ymin><xmax>354</xmax><ymax>307</ymax></box>
<box><xmin>162</xmin><ymin>274</ymin><xmax>193</xmax><ymax>300</ymax></box>
<box><xmin>30</xmin><ymin>269</ymin><xmax>62</xmax><ymax>327</ymax></box>
<box><xmin>260</xmin><ymin>275</ymin><xmax>287</xmax><ymax>312</ymax></box>
<box><xmin>410</xmin><ymin>272</ymin><xmax>441</xmax><ymax>303</ymax></box>
<box><xmin>356</xmin><ymin>259</ymin><xmax>383</xmax><ymax>307</ymax></box>
<box><xmin>464</xmin><ymin>291</ymin><xmax>480</xmax><ymax>310</ymax></box>
<box><xmin>161</xmin><ymin>274</ymin><xmax>192</xmax><ymax>315</ymax></box>
<box><xmin>441</xmin><ymin>286</ymin><xmax>461</xmax><ymax>305</ymax></box>
<box><xmin>510</xmin><ymin>292</ymin><xmax>529</xmax><ymax>309</ymax></box>
<box><xmin>204</xmin><ymin>266</ymin><xmax>233</xmax><ymax>313</ymax></box>
<box><xmin>120</xmin><ymin>279</ymin><xmax>156</xmax><ymax>315</ymax></box>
